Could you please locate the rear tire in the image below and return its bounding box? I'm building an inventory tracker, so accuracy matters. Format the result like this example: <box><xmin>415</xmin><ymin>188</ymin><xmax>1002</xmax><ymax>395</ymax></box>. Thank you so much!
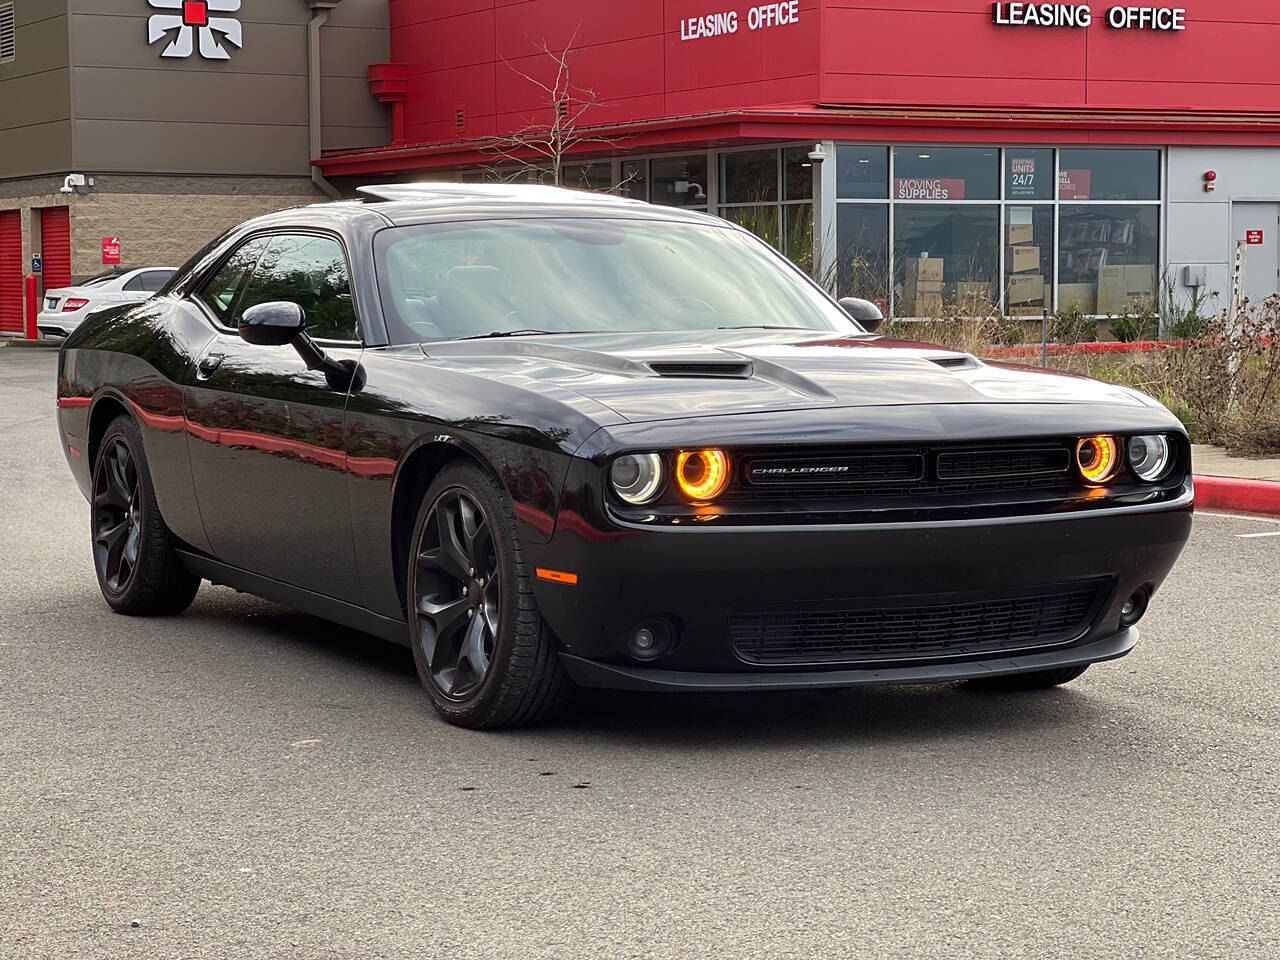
<box><xmin>968</xmin><ymin>665</ymin><xmax>1090</xmax><ymax>691</ymax></box>
<box><xmin>407</xmin><ymin>462</ymin><xmax>570</xmax><ymax>729</ymax></box>
<box><xmin>91</xmin><ymin>415</ymin><xmax>201</xmax><ymax>616</ymax></box>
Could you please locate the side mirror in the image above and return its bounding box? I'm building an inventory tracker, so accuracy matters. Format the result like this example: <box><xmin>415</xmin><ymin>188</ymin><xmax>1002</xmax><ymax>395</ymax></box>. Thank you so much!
<box><xmin>240</xmin><ymin>301</ymin><xmax>305</xmax><ymax>347</ymax></box>
<box><xmin>838</xmin><ymin>297</ymin><xmax>884</xmax><ymax>333</ymax></box>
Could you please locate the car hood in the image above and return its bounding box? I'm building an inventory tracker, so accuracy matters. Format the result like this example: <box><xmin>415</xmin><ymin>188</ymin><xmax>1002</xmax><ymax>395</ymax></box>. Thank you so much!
<box><xmin>417</xmin><ymin>330</ymin><xmax>1152</xmax><ymax>424</ymax></box>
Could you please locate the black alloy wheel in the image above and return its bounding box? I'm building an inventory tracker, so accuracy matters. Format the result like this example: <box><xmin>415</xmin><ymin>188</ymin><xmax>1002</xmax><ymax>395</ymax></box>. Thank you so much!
<box><xmin>414</xmin><ymin>489</ymin><xmax>501</xmax><ymax>700</ymax></box>
<box><xmin>407</xmin><ymin>462</ymin><xmax>569</xmax><ymax>729</ymax></box>
<box><xmin>90</xmin><ymin>415</ymin><xmax>201</xmax><ymax>616</ymax></box>
<box><xmin>93</xmin><ymin>437</ymin><xmax>142</xmax><ymax>594</ymax></box>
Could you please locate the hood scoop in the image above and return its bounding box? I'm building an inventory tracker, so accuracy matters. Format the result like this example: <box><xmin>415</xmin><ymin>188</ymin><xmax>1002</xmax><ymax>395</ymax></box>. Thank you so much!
<box><xmin>648</xmin><ymin>360</ymin><xmax>755</xmax><ymax>379</ymax></box>
<box><xmin>929</xmin><ymin>355</ymin><xmax>980</xmax><ymax>371</ymax></box>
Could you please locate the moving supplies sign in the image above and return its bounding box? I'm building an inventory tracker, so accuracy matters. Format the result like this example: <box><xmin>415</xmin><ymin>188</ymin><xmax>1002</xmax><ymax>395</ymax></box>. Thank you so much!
<box><xmin>102</xmin><ymin>237</ymin><xmax>121</xmax><ymax>264</ymax></box>
<box><xmin>896</xmin><ymin>178</ymin><xmax>966</xmax><ymax>200</ymax></box>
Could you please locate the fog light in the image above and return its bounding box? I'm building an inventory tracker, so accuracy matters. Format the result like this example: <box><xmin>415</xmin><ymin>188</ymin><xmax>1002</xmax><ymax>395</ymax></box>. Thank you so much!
<box><xmin>1077</xmin><ymin>435</ymin><xmax>1120</xmax><ymax>485</ymax></box>
<box><xmin>627</xmin><ymin>621</ymin><xmax>674</xmax><ymax>662</ymax></box>
<box><xmin>1120</xmin><ymin>589</ymin><xmax>1150</xmax><ymax>627</ymax></box>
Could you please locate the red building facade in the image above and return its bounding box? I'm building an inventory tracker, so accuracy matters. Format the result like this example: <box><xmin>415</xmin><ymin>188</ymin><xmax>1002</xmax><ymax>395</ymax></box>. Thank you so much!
<box><xmin>320</xmin><ymin>1</ymin><xmax>1280</xmax><ymax>318</ymax></box>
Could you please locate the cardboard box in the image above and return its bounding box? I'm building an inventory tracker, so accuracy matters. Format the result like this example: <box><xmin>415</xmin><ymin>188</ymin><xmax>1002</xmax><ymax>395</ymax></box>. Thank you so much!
<box><xmin>903</xmin><ymin>257</ymin><xmax>944</xmax><ymax>282</ymax></box>
<box><xmin>1006</xmin><ymin>244</ymin><xmax>1041</xmax><ymax>274</ymax></box>
<box><xmin>1058</xmin><ymin>283</ymin><xmax>1098</xmax><ymax>315</ymax></box>
<box><xmin>1006</xmin><ymin>274</ymin><xmax>1045</xmax><ymax>306</ymax></box>
<box><xmin>897</xmin><ymin>295</ymin><xmax>943</xmax><ymax>317</ymax></box>
<box><xmin>1008</xmin><ymin>223</ymin><xmax>1035</xmax><ymax>246</ymax></box>
<box><xmin>903</xmin><ymin>279</ymin><xmax>944</xmax><ymax>297</ymax></box>
<box><xmin>1097</xmin><ymin>265</ymin><xmax>1156</xmax><ymax>314</ymax></box>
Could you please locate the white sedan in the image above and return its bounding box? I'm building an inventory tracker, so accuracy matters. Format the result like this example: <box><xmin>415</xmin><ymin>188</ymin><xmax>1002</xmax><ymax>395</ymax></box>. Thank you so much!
<box><xmin>38</xmin><ymin>266</ymin><xmax>177</xmax><ymax>337</ymax></box>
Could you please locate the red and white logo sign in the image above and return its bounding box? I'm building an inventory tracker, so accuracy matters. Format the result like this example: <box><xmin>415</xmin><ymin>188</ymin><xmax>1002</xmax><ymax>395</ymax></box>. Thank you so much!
<box><xmin>1247</xmin><ymin>230</ymin><xmax>1265</xmax><ymax>245</ymax></box>
<box><xmin>102</xmin><ymin>237</ymin><xmax>122</xmax><ymax>265</ymax></box>
<box><xmin>147</xmin><ymin>0</ymin><xmax>242</xmax><ymax>61</ymax></box>
<box><xmin>1059</xmin><ymin>169</ymin><xmax>1093</xmax><ymax>200</ymax></box>
<box><xmin>895</xmin><ymin>178</ymin><xmax>966</xmax><ymax>201</ymax></box>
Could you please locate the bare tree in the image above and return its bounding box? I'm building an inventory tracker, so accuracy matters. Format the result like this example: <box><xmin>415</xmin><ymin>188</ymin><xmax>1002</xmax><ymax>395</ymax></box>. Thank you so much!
<box><xmin>481</xmin><ymin>28</ymin><xmax>631</xmax><ymax>190</ymax></box>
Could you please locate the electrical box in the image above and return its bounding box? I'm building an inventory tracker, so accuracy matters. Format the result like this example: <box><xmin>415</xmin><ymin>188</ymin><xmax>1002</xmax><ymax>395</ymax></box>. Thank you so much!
<box><xmin>1182</xmin><ymin>264</ymin><xmax>1208</xmax><ymax>288</ymax></box>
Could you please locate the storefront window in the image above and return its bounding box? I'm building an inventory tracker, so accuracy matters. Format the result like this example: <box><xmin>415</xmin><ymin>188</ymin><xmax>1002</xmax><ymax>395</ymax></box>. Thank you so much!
<box><xmin>1058</xmin><ymin>149</ymin><xmax>1160</xmax><ymax>201</ymax></box>
<box><xmin>894</xmin><ymin>206</ymin><xmax>999</xmax><ymax>316</ymax></box>
<box><xmin>835</xmin><ymin>204</ymin><xmax>890</xmax><ymax>310</ymax></box>
<box><xmin>783</xmin><ymin>202</ymin><xmax>814</xmax><ymax>273</ymax></box>
<box><xmin>1004</xmin><ymin>206</ymin><xmax>1054</xmax><ymax>315</ymax></box>
<box><xmin>561</xmin><ymin>162</ymin><xmax>612</xmax><ymax>192</ymax></box>
<box><xmin>1005</xmin><ymin>148</ymin><xmax>1054</xmax><ymax>201</ymax></box>
<box><xmin>721</xmin><ymin>150</ymin><xmax>777</xmax><ymax>204</ymax></box>
<box><xmin>723</xmin><ymin>205</ymin><xmax>780</xmax><ymax>248</ymax></box>
<box><xmin>652</xmin><ymin>155</ymin><xmax>709</xmax><ymax>208</ymax></box>
<box><xmin>836</xmin><ymin>146</ymin><xmax>888</xmax><ymax>199</ymax></box>
<box><xmin>893</xmin><ymin>147</ymin><xmax>999</xmax><ymax>201</ymax></box>
<box><xmin>618</xmin><ymin>160</ymin><xmax>648</xmax><ymax>202</ymax></box>
<box><xmin>783</xmin><ymin>147</ymin><xmax>814</xmax><ymax>201</ymax></box>
<box><xmin>1059</xmin><ymin>205</ymin><xmax>1159</xmax><ymax>315</ymax></box>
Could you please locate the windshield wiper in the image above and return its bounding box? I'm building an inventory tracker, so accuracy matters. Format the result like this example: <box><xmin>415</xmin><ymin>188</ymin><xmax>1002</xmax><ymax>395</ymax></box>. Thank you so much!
<box><xmin>456</xmin><ymin>329</ymin><xmax>583</xmax><ymax>341</ymax></box>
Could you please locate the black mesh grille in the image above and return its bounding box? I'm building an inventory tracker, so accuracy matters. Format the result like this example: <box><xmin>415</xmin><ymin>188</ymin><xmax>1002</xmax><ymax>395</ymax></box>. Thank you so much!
<box><xmin>729</xmin><ymin>581</ymin><xmax>1108</xmax><ymax>665</ymax></box>
<box><xmin>725</xmin><ymin>439</ymin><xmax>1079</xmax><ymax>502</ymax></box>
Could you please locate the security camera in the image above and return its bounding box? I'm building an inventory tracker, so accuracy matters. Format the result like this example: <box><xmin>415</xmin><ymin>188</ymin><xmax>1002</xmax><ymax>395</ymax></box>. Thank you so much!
<box><xmin>807</xmin><ymin>144</ymin><xmax>829</xmax><ymax>164</ymax></box>
<box><xmin>60</xmin><ymin>173</ymin><xmax>94</xmax><ymax>195</ymax></box>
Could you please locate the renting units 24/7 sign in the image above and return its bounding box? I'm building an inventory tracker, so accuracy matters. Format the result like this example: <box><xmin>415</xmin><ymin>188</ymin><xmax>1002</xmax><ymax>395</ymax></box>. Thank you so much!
<box><xmin>992</xmin><ymin>4</ymin><xmax>1187</xmax><ymax>30</ymax></box>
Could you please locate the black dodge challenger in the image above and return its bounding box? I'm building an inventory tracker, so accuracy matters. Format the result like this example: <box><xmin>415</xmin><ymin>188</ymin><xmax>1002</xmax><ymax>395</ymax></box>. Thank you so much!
<box><xmin>56</xmin><ymin>183</ymin><xmax>1193</xmax><ymax>729</ymax></box>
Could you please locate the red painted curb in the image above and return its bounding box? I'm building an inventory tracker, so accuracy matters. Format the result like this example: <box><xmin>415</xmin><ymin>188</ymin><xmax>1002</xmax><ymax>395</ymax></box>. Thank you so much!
<box><xmin>1194</xmin><ymin>475</ymin><xmax>1280</xmax><ymax>517</ymax></box>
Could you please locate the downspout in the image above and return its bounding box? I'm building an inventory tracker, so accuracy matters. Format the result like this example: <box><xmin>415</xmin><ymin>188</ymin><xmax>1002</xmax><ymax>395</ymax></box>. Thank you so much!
<box><xmin>306</xmin><ymin>1</ymin><xmax>343</xmax><ymax>199</ymax></box>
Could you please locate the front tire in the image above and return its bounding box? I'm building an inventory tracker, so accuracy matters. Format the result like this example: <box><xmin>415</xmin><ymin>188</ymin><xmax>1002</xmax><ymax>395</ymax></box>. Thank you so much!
<box><xmin>968</xmin><ymin>665</ymin><xmax>1090</xmax><ymax>691</ymax></box>
<box><xmin>407</xmin><ymin>462</ymin><xmax>570</xmax><ymax>729</ymax></box>
<box><xmin>91</xmin><ymin>415</ymin><xmax>201</xmax><ymax>616</ymax></box>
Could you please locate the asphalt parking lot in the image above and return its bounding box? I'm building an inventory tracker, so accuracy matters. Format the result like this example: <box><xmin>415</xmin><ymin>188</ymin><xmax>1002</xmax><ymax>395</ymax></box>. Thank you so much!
<box><xmin>2</xmin><ymin>346</ymin><xmax>1278</xmax><ymax>959</ymax></box>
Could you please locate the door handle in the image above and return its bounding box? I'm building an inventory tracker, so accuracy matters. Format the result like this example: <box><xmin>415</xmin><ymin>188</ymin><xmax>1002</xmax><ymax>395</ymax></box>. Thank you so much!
<box><xmin>197</xmin><ymin>353</ymin><xmax>224</xmax><ymax>379</ymax></box>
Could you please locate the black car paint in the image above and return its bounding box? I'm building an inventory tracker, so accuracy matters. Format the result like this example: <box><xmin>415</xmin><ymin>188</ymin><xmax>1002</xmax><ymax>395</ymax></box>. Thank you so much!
<box><xmin>56</xmin><ymin>195</ymin><xmax>1193</xmax><ymax>692</ymax></box>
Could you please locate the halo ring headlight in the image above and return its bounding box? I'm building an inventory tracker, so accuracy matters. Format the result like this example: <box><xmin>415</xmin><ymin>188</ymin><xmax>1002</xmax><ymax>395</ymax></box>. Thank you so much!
<box><xmin>1128</xmin><ymin>434</ymin><xmax>1173</xmax><ymax>482</ymax></box>
<box><xmin>1077</xmin><ymin>436</ymin><xmax>1120</xmax><ymax>485</ymax></box>
<box><xmin>675</xmin><ymin>449</ymin><xmax>731</xmax><ymax>503</ymax></box>
<box><xmin>610</xmin><ymin>453</ymin><xmax>664</xmax><ymax>505</ymax></box>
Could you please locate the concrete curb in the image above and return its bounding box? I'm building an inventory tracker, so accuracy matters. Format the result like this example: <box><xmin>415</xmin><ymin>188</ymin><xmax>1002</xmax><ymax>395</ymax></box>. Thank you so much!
<box><xmin>1195</xmin><ymin>475</ymin><xmax>1280</xmax><ymax>517</ymax></box>
<box><xmin>0</xmin><ymin>338</ymin><xmax>62</xmax><ymax>349</ymax></box>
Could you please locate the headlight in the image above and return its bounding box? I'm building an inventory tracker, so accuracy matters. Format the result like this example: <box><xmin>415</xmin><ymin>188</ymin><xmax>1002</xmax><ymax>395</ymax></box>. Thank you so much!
<box><xmin>1128</xmin><ymin>434</ymin><xmax>1173</xmax><ymax>482</ymax></box>
<box><xmin>675</xmin><ymin>449</ymin><xmax>731</xmax><ymax>502</ymax></box>
<box><xmin>1076</xmin><ymin>436</ymin><xmax>1120</xmax><ymax>485</ymax></box>
<box><xmin>610</xmin><ymin>453</ymin><xmax>664</xmax><ymax>505</ymax></box>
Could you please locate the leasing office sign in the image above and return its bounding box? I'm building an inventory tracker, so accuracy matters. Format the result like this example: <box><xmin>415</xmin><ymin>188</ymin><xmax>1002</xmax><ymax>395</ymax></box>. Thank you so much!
<box><xmin>991</xmin><ymin>4</ymin><xmax>1187</xmax><ymax>30</ymax></box>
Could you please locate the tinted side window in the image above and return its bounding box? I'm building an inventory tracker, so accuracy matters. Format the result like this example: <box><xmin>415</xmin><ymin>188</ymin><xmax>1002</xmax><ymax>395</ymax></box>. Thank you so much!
<box><xmin>141</xmin><ymin>270</ymin><xmax>174</xmax><ymax>292</ymax></box>
<box><xmin>197</xmin><ymin>238</ymin><xmax>269</xmax><ymax>325</ymax></box>
<box><xmin>238</xmin><ymin>235</ymin><xmax>359</xmax><ymax>342</ymax></box>
<box><xmin>123</xmin><ymin>274</ymin><xmax>147</xmax><ymax>292</ymax></box>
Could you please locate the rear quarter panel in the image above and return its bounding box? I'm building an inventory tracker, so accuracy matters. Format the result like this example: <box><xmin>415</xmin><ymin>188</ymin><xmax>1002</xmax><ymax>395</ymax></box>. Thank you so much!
<box><xmin>58</xmin><ymin>298</ymin><xmax>217</xmax><ymax>554</ymax></box>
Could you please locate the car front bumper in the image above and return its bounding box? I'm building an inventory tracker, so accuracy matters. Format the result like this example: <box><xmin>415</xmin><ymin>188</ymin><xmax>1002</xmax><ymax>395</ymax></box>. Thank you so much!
<box><xmin>524</xmin><ymin>485</ymin><xmax>1193</xmax><ymax>691</ymax></box>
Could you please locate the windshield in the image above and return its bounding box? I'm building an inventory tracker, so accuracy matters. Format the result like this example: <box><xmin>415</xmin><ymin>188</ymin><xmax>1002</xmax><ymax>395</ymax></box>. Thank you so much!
<box><xmin>374</xmin><ymin>218</ymin><xmax>858</xmax><ymax>344</ymax></box>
